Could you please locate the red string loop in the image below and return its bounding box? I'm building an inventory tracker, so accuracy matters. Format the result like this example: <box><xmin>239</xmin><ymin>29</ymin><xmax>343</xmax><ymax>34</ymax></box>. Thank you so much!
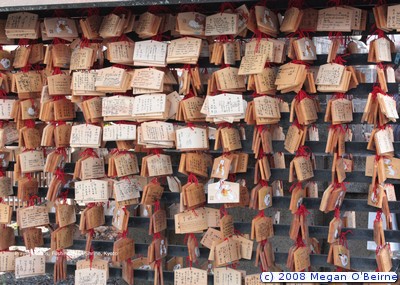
<box><xmin>339</xmin><ymin>230</ymin><xmax>352</xmax><ymax>249</ymax></box>
<box><xmin>289</xmin><ymin>181</ymin><xmax>302</xmax><ymax>193</ymax></box>
<box><xmin>334</xmin><ymin>207</ymin><xmax>341</xmax><ymax>219</ymax></box>
<box><xmin>220</xmin><ymin>205</ymin><xmax>228</xmax><ymax>218</ymax></box>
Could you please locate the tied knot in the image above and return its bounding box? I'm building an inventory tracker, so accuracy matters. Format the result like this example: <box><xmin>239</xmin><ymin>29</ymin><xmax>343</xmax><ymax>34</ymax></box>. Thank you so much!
<box><xmin>234</xmin><ymin>229</ymin><xmax>243</xmax><ymax>237</ymax></box>
<box><xmin>327</xmin><ymin>0</ymin><xmax>342</xmax><ymax>6</ymax></box>
<box><xmin>87</xmin><ymin>203</ymin><xmax>96</xmax><ymax>209</ymax></box>
<box><xmin>296</xmin><ymin>234</ymin><xmax>305</xmax><ymax>247</ymax></box>
<box><xmin>371</xmin><ymin>85</ymin><xmax>386</xmax><ymax>99</ymax></box>
<box><xmin>118</xmin><ymin>229</ymin><xmax>129</xmax><ymax>239</ymax></box>
<box><xmin>154</xmin><ymin>201</ymin><xmax>161</xmax><ymax>212</ymax></box>
<box><xmin>153</xmin><ymin>232</ymin><xmax>162</xmax><ymax>241</ymax></box>
<box><xmin>377</xmin><ymin>124</ymin><xmax>387</xmax><ymax>131</ymax></box>
<box><xmin>0</xmin><ymin>120</ymin><xmax>6</xmax><ymax>129</ymax></box>
<box><xmin>55</xmin><ymin>147</ymin><xmax>67</xmax><ymax>159</ymax></box>
<box><xmin>256</xmin><ymin>124</ymin><xmax>265</xmax><ymax>134</ymax></box>
<box><xmin>149</xmin><ymin>148</ymin><xmax>163</xmax><ymax>157</ymax></box>
<box><xmin>151</xmin><ymin>33</ymin><xmax>171</xmax><ymax>42</ymax></box>
<box><xmin>25</xmin><ymin>119</ymin><xmax>36</xmax><ymax>129</ymax></box>
<box><xmin>295</xmin><ymin>204</ymin><xmax>310</xmax><ymax>217</ymax></box>
<box><xmin>260</xmin><ymin>239</ymin><xmax>268</xmax><ymax>247</ymax></box>
<box><xmin>251</xmin><ymin>29</ymin><xmax>269</xmax><ymax>53</ymax></box>
<box><xmin>220</xmin><ymin>2</ymin><xmax>235</xmax><ymax>14</ymax></box>
<box><xmin>59</xmin><ymin>189</ymin><xmax>69</xmax><ymax>203</ymax></box>
<box><xmin>334</xmin><ymin>54</ymin><xmax>348</xmax><ymax>65</ymax></box>
<box><xmin>252</xmin><ymin>92</ymin><xmax>265</xmax><ymax>98</ymax></box>
<box><xmin>147</xmin><ymin>5</ymin><xmax>171</xmax><ymax>14</ymax></box>
<box><xmin>28</xmin><ymin>195</ymin><xmax>39</xmax><ymax>207</ymax></box>
<box><xmin>0</xmin><ymin>90</ymin><xmax>7</xmax><ymax>99</ymax></box>
<box><xmin>333</xmin><ymin>92</ymin><xmax>346</xmax><ymax>99</ymax></box>
<box><xmin>80</xmin><ymin>37</ymin><xmax>90</xmax><ymax>48</ymax></box>
<box><xmin>375</xmin><ymin>210</ymin><xmax>383</xmax><ymax>223</ymax></box>
<box><xmin>228</xmin><ymin>173</ymin><xmax>236</xmax><ymax>182</ymax></box>
<box><xmin>216</xmin><ymin>35</ymin><xmax>234</xmax><ymax>43</ymax></box>
<box><xmin>80</xmin><ymin>148</ymin><xmax>98</xmax><ymax>158</ymax></box>
<box><xmin>52</xmin><ymin>67</ymin><xmax>62</xmax><ymax>75</ymax></box>
<box><xmin>333</xmin><ymin>181</ymin><xmax>348</xmax><ymax>192</ymax></box>
<box><xmin>18</xmin><ymin>39</ymin><xmax>30</xmax><ymax>46</ymax></box>
<box><xmin>288</xmin><ymin>29</ymin><xmax>310</xmax><ymax>39</ymax></box>
<box><xmin>52</xmin><ymin>37</ymin><xmax>68</xmax><ymax>45</ymax></box>
<box><xmin>377</xmin><ymin>62</ymin><xmax>387</xmax><ymax>71</ymax></box>
<box><xmin>291</xmin><ymin>60</ymin><xmax>310</xmax><ymax>69</ymax></box>
<box><xmin>184</xmin><ymin>233</ymin><xmax>198</xmax><ymax>247</ymax></box>
<box><xmin>21</xmin><ymin>64</ymin><xmax>32</xmax><ymax>73</ymax></box>
<box><xmin>112</xmin><ymin>6</ymin><xmax>130</xmax><ymax>16</ymax></box>
<box><xmin>289</xmin><ymin>181</ymin><xmax>302</xmax><ymax>193</ymax></box>
<box><xmin>256</xmin><ymin>209</ymin><xmax>265</xmax><ymax>218</ymax></box>
<box><xmin>295</xmin><ymin>145</ymin><xmax>312</xmax><ymax>159</ymax></box>
<box><xmin>112</xmin><ymin>63</ymin><xmax>128</xmax><ymax>70</ymax></box>
<box><xmin>188</xmin><ymin>173</ymin><xmax>199</xmax><ymax>185</ymax></box>
<box><xmin>87</xmin><ymin>7</ymin><xmax>100</xmax><ymax>16</ymax></box>
<box><xmin>217</xmin><ymin>122</ymin><xmax>232</xmax><ymax>129</ymax></box>
<box><xmin>288</xmin><ymin>0</ymin><xmax>304</xmax><ymax>8</ymax></box>
<box><xmin>293</xmin><ymin>118</ymin><xmax>303</xmax><ymax>130</ymax></box>
<box><xmin>328</xmin><ymin>31</ymin><xmax>345</xmax><ymax>45</ymax></box>
<box><xmin>329</xmin><ymin>124</ymin><xmax>345</xmax><ymax>134</ymax></box>
<box><xmin>183</xmin><ymin>89</ymin><xmax>195</xmax><ymax>100</ymax></box>
<box><xmin>187</xmin><ymin>122</ymin><xmax>195</xmax><ymax>130</ymax></box>
<box><xmin>55</xmin><ymin>168</ymin><xmax>66</xmax><ymax>183</ymax></box>
<box><xmin>295</xmin><ymin>90</ymin><xmax>313</xmax><ymax>102</ymax></box>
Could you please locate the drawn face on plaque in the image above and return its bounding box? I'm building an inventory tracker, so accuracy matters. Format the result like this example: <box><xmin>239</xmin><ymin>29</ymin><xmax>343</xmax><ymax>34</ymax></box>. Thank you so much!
<box><xmin>160</xmin><ymin>239</ymin><xmax>167</xmax><ymax>256</ymax></box>
<box><xmin>263</xmin><ymin>10</ymin><xmax>274</xmax><ymax>27</ymax></box>
<box><xmin>304</xmin><ymin>40</ymin><xmax>314</xmax><ymax>57</ymax></box>
<box><xmin>173</xmin><ymin>264</ymin><xmax>182</xmax><ymax>271</ymax></box>
<box><xmin>56</xmin><ymin>19</ymin><xmax>73</xmax><ymax>34</ymax></box>
<box><xmin>339</xmin><ymin>253</ymin><xmax>348</xmax><ymax>267</ymax></box>
<box><xmin>264</xmin><ymin>194</ymin><xmax>271</xmax><ymax>207</ymax></box>
<box><xmin>296</xmin><ymin>197</ymin><xmax>303</xmax><ymax>209</ymax></box>
<box><xmin>139</xmin><ymin>265</ymin><xmax>151</xmax><ymax>270</ymax></box>
<box><xmin>370</xmin><ymin>190</ymin><xmax>378</xmax><ymax>204</ymax></box>
<box><xmin>309</xmin><ymin>243</ymin><xmax>315</xmax><ymax>254</ymax></box>
<box><xmin>216</xmin><ymin>182</ymin><xmax>236</xmax><ymax>201</ymax></box>
<box><xmin>188</xmin><ymin>14</ymin><xmax>204</xmax><ymax>31</ymax></box>
<box><xmin>237</xmin><ymin>10</ymin><xmax>246</xmax><ymax>28</ymax></box>
<box><xmin>383</xmin><ymin>158</ymin><xmax>395</xmax><ymax>176</ymax></box>
<box><xmin>334</xmin><ymin>229</ymin><xmax>339</xmax><ymax>240</ymax></box>
<box><xmin>207</xmin><ymin>263</ymin><xmax>214</xmax><ymax>274</ymax></box>
<box><xmin>335</xmin><ymin>191</ymin><xmax>344</xmax><ymax>207</ymax></box>
<box><xmin>216</xmin><ymin>160</ymin><xmax>225</xmax><ymax>175</ymax></box>
<box><xmin>343</xmin><ymin>160</ymin><xmax>350</xmax><ymax>171</ymax></box>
